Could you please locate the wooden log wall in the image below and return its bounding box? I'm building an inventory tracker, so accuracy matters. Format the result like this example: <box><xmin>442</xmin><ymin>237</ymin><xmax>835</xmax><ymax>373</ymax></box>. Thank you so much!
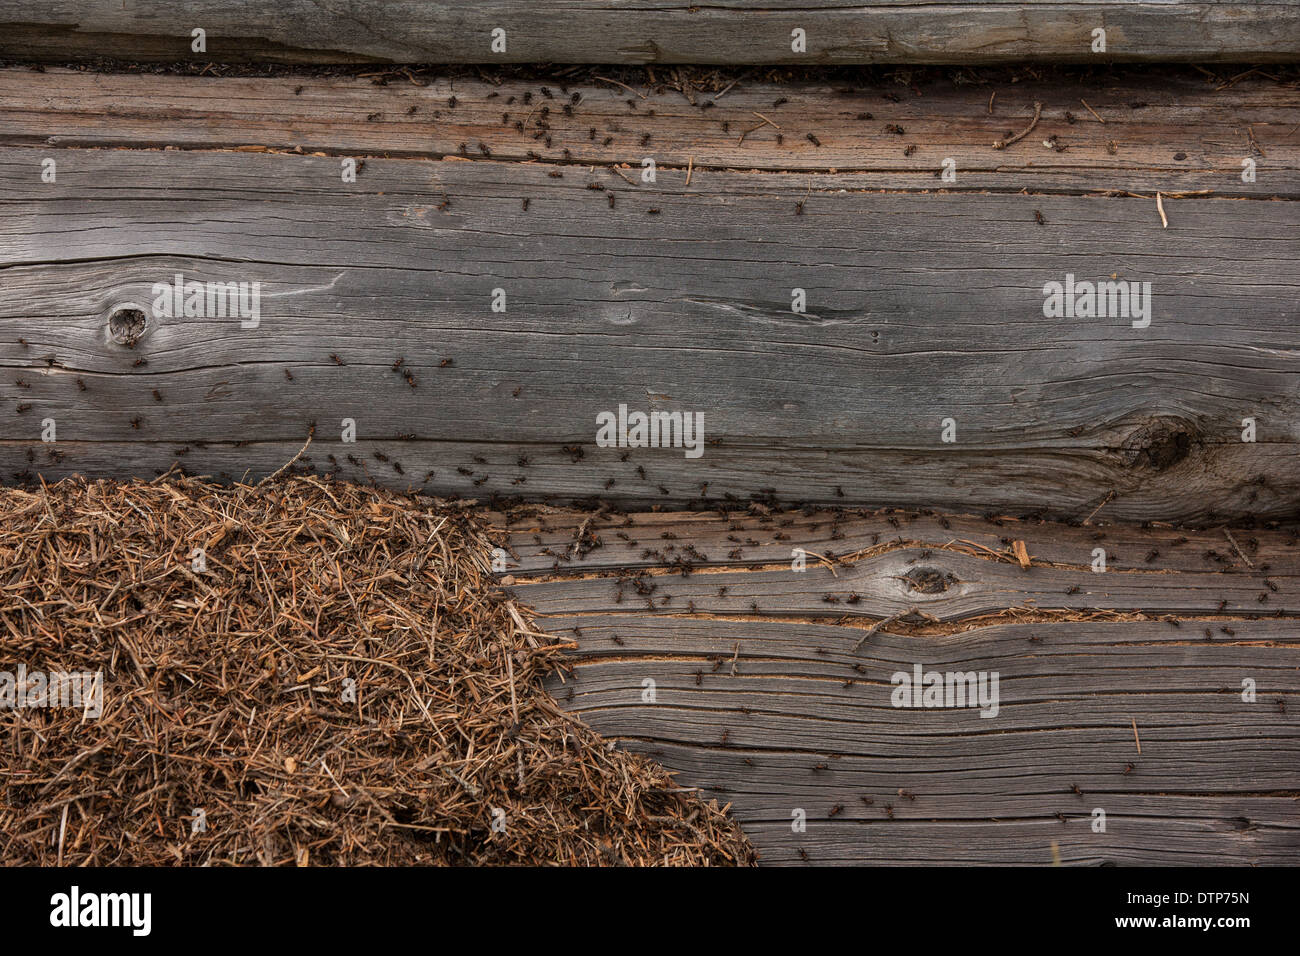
<box><xmin>1</xmin><ymin>16</ymin><xmax>1297</xmax><ymax>869</ymax></box>
<box><xmin>498</xmin><ymin>505</ymin><xmax>1300</xmax><ymax>865</ymax></box>
<box><xmin>1</xmin><ymin>66</ymin><xmax>1296</xmax><ymax>521</ymax></box>
<box><xmin>1</xmin><ymin>1</ymin><xmax>1298</xmax><ymax>64</ymax></box>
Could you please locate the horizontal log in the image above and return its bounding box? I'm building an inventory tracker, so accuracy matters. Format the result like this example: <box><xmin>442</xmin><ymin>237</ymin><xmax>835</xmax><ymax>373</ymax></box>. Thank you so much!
<box><xmin>504</xmin><ymin>505</ymin><xmax>1300</xmax><ymax>864</ymax></box>
<box><xmin>2</xmin><ymin>137</ymin><xmax>1297</xmax><ymax>520</ymax></box>
<box><xmin>509</xmin><ymin>547</ymin><xmax>1298</xmax><ymax>619</ymax></box>
<box><xmin>497</xmin><ymin>506</ymin><xmax>1300</xmax><ymax>575</ymax></box>
<box><xmin>539</xmin><ymin>617</ymin><xmax>1300</xmax><ymax>864</ymax></box>
<box><xmin>1</xmin><ymin>2</ymin><xmax>1298</xmax><ymax>64</ymax></box>
<box><xmin>1</xmin><ymin>67</ymin><xmax>1294</xmax><ymax>196</ymax></box>
<box><xmin>738</xmin><ymin>818</ymin><xmax>1300</xmax><ymax>866</ymax></box>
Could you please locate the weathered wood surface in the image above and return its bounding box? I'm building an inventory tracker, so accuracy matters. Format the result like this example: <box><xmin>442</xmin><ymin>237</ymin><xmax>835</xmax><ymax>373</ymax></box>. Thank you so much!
<box><xmin>2</xmin><ymin>157</ymin><xmax>1296</xmax><ymax>520</ymax></box>
<box><xmin>498</xmin><ymin>506</ymin><xmax>1300</xmax><ymax>574</ymax></box>
<box><xmin>511</xmin><ymin>548</ymin><xmax>1298</xmax><ymax>619</ymax></box>
<box><xmin>498</xmin><ymin>508</ymin><xmax>1300</xmax><ymax>865</ymax></box>
<box><xmin>1</xmin><ymin>1</ymin><xmax>1298</xmax><ymax>64</ymax></box>
<box><xmin>2</xmin><ymin>68</ymin><xmax>1295</xmax><ymax>196</ymax></box>
<box><xmin>1</xmin><ymin>69</ymin><xmax>1297</xmax><ymax>521</ymax></box>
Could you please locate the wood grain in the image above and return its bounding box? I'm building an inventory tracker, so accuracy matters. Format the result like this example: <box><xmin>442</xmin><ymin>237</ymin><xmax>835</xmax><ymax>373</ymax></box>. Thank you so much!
<box><xmin>1</xmin><ymin>68</ymin><xmax>1294</xmax><ymax>197</ymax></box>
<box><xmin>496</xmin><ymin>506</ymin><xmax>1300</xmax><ymax>575</ymax></box>
<box><xmin>499</xmin><ymin>510</ymin><xmax>1300</xmax><ymax>865</ymax></box>
<box><xmin>508</xmin><ymin>548</ymin><xmax>1299</xmax><ymax>619</ymax></box>
<box><xmin>1</xmin><ymin>2</ymin><xmax>1297</xmax><ymax>64</ymax></box>
<box><xmin>2</xmin><ymin>135</ymin><xmax>1296</xmax><ymax>520</ymax></box>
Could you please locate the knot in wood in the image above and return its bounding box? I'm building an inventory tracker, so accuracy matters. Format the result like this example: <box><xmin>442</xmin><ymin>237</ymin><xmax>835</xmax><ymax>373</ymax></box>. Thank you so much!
<box><xmin>108</xmin><ymin>306</ymin><xmax>147</xmax><ymax>347</ymax></box>
<box><xmin>1121</xmin><ymin>417</ymin><xmax>1196</xmax><ymax>471</ymax></box>
<box><xmin>903</xmin><ymin>566</ymin><xmax>956</xmax><ymax>594</ymax></box>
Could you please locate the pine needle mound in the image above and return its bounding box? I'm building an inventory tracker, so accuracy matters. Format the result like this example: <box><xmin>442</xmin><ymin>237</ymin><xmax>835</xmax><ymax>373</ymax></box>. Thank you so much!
<box><xmin>0</xmin><ymin>475</ymin><xmax>755</xmax><ymax>866</ymax></box>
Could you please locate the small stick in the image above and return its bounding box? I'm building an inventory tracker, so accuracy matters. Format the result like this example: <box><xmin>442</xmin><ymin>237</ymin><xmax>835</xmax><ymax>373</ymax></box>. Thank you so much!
<box><xmin>1246</xmin><ymin>125</ymin><xmax>1268</xmax><ymax>158</ymax></box>
<box><xmin>1217</xmin><ymin>67</ymin><xmax>1277</xmax><ymax>91</ymax></box>
<box><xmin>796</xmin><ymin>177</ymin><xmax>812</xmax><ymax>214</ymax></box>
<box><xmin>956</xmin><ymin>539</ymin><xmax>1009</xmax><ymax>561</ymax></box>
<box><xmin>1079</xmin><ymin>98</ymin><xmax>1105</xmax><ymax>123</ymax></box>
<box><xmin>503</xmin><ymin>641</ymin><xmax>525</xmax><ymax>789</ymax></box>
<box><xmin>987</xmin><ymin>91</ymin><xmax>995</xmax><ymax>115</ymax></box>
<box><xmin>729</xmin><ymin>642</ymin><xmax>740</xmax><ymax>676</ymax></box>
<box><xmin>259</xmin><ymin>433</ymin><xmax>312</xmax><ymax>487</ymax></box>
<box><xmin>1224</xmin><ymin>529</ymin><xmax>1254</xmax><ymax>568</ymax></box>
<box><xmin>57</xmin><ymin>804</ymin><xmax>68</xmax><ymax>866</ymax></box>
<box><xmin>1113</xmin><ymin>189</ymin><xmax>1211</xmax><ymax>200</ymax></box>
<box><xmin>685</xmin><ymin>156</ymin><xmax>694</xmax><ymax>187</ymax></box>
<box><xmin>1081</xmin><ymin>490</ymin><xmax>1115</xmax><ymax>525</ymax></box>
<box><xmin>993</xmin><ymin>101</ymin><xmax>1042</xmax><ymax>150</ymax></box>
<box><xmin>853</xmin><ymin>610</ymin><xmax>909</xmax><ymax>652</ymax></box>
<box><xmin>1131</xmin><ymin>717</ymin><xmax>1142</xmax><ymax>755</ymax></box>
<box><xmin>713</xmin><ymin>77</ymin><xmax>741</xmax><ymax>100</ymax></box>
<box><xmin>609</xmin><ymin>165</ymin><xmax>636</xmax><ymax>185</ymax></box>
<box><xmin>751</xmin><ymin>111</ymin><xmax>781</xmax><ymax>130</ymax></box>
<box><xmin>797</xmin><ymin>547</ymin><xmax>838</xmax><ymax>576</ymax></box>
<box><xmin>321</xmin><ymin>758</ymin><xmax>349</xmax><ymax>797</ymax></box>
<box><xmin>1156</xmin><ymin>192</ymin><xmax>1168</xmax><ymax>229</ymax></box>
<box><xmin>593</xmin><ymin>75</ymin><xmax>646</xmax><ymax>99</ymax></box>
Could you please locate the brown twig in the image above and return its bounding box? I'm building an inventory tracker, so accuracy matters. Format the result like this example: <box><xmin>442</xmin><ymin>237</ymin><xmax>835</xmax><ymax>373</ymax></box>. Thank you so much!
<box><xmin>1224</xmin><ymin>529</ymin><xmax>1254</xmax><ymax>568</ymax></box>
<box><xmin>993</xmin><ymin>101</ymin><xmax>1042</xmax><ymax>150</ymax></box>
<box><xmin>1082</xmin><ymin>490</ymin><xmax>1115</xmax><ymax>525</ymax></box>
<box><xmin>593</xmin><ymin>75</ymin><xmax>646</xmax><ymax>99</ymax></box>
<box><xmin>853</xmin><ymin>610</ymin><xmax>912</xmax><ymax>652</ymax></box>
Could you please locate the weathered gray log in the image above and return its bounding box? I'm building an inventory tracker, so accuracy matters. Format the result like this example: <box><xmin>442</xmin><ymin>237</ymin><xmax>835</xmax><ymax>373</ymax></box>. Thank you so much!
<box><xmin>497</xmin><ymin>506</ymin><xmax>1300</xmax><ymax>574</ymax></box>
<box><xmin>499</xmin><ymin>508</ymin><xmax>1300</xmax><ymax>865</ymax></box>
<box><xmin>545</xmin><ymin>618</ymin><xmax>1300</xmax><ymax>866</ymax></box>
<box><xmin>0</xmin><ymin>1</ymin><xmax>1298</xmax><ymax>64</ymax></box>
<box><xmin>2</xmin><ymin>128</ymin><xmax>1296</xmax><ymax>520</ymax></box>
<box><xmin>2</xmin><ymin>68</ymin><xmax>1294</xmax><ymax>197</ymax></box>
<box><xmin>509</xmin><ymin>548</ymin><xmax>1298</xmax><ymax>618</ymax></box>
